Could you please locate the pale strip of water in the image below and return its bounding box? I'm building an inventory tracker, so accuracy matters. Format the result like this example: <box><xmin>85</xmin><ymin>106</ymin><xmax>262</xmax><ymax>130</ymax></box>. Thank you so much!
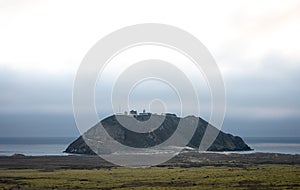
<box><xmin>0</xmin><ymin>137</ymin><xmax>299</xmax><ymax>156</ymax></box>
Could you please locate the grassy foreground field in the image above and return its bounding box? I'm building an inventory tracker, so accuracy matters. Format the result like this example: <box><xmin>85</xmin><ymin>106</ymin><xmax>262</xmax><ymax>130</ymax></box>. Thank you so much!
<box><xmin>0</xmin><ymin>165</ymin><xmax>299</xmax><ymax>189</ymax></box>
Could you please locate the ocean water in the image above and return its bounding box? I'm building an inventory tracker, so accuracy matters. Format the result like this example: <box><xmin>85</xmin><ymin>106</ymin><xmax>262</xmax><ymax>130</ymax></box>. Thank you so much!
<box><xmin>0</xmin><ymin>137</ymin><xmax>299</xmax><ymax>156</ymax></box>
<box><xmin>243</xmin><ymin>137</ymin><xmax>300</xmax><ymax>155</ymax></box>
<box><xmin>0</xmin><ymin>137</ymin><xmax>76</xmax><ymax>156</ymax></box>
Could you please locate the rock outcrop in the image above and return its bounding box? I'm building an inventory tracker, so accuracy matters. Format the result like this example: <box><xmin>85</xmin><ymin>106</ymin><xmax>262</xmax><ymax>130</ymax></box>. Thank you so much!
<box><xmin>65</xmin><ymin>114</ymin><xmax>252</xmax><ymax>155</ymax></box>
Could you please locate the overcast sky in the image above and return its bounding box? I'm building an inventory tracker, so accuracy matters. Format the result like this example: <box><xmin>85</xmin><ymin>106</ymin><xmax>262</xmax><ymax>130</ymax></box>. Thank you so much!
<box><xmin>0</xmin><ymin>0</ymin><xmax>299</xmax><ymax>137</ymax></box>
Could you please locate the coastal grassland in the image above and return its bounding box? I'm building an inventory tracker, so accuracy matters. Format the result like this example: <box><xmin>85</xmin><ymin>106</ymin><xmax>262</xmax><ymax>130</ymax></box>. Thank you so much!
<box><xmin>0</xmin><ymin>165</ymin><xmax>299</xmax><ymax>189</ymax></box>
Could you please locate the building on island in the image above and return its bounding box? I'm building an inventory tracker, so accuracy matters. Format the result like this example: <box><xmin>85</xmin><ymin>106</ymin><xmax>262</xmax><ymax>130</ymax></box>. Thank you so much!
<box><xmin>129</xmin><ymin>110</ymin><xmax>137</xmax><ymax>115</ymax></box>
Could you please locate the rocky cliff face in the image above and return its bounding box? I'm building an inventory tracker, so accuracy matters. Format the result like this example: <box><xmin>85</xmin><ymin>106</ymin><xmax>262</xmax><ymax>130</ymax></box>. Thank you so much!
<box><xmin>65</xmin><ymin>114</ymin><xmax>252</xmax><ymax>155</ymax></box>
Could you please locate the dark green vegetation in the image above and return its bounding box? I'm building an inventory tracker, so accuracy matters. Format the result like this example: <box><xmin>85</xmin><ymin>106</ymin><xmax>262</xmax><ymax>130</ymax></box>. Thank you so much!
<box><xmin>65</xmin><ymin>114</ymin><xmax>251</xmax><ymax>155</ymax></box>
<box><xmin>0</xmin><ymin>153</ymin><xmax>299</xmax><ymax>189</ymax></box>
<box><xmin>0</xmin><ymin>165</ymin><xmax>299</xmax><ymax>189</ymax></box>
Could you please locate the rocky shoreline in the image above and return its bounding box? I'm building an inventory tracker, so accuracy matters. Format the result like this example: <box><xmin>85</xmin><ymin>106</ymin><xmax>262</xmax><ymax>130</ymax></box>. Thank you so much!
<box><xmin>0</xmin><ymin>152</ymin><xmax>299</xmax><ymax>170</ymax></box>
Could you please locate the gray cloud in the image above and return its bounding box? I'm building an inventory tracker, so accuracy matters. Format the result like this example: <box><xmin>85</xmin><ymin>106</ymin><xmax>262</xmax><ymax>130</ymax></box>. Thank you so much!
<box><xmin>0</xmin><ymin>66</ymin><xmax>73</xmax><ymax>114</ymax></box>
<box><xmin>219</xmin><ymin>53</ymin><xmax>300</xmax><ymax>119</ymax></box>
<box><xmin>0</xmin><ymin>53</ymin><xmax>299</xmax><ymax>137</ymax></box>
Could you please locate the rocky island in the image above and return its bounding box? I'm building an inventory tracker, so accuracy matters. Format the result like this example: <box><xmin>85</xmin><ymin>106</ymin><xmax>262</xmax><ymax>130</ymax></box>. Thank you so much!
<box><xmin>65</xmin><ymin>112</ymin><xmax>252</xmax><ymax>155</ymax></box>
